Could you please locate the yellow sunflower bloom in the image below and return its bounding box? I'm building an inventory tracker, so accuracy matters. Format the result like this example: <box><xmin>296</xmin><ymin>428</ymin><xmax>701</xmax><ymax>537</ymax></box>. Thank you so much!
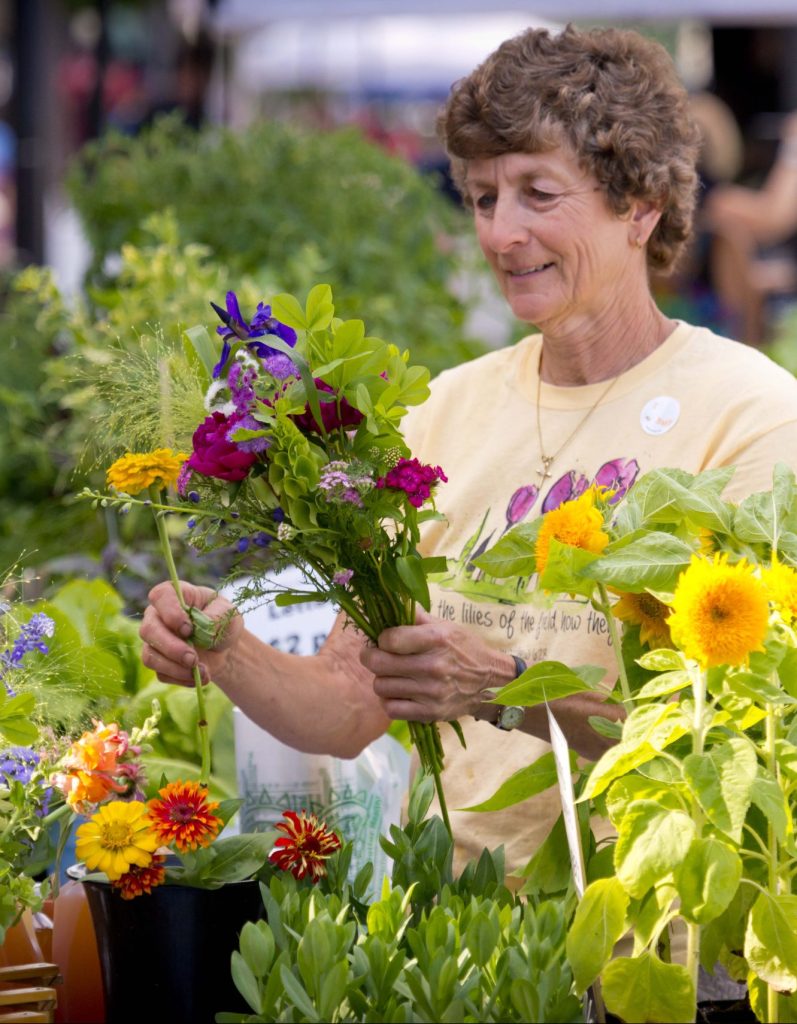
<box><xmin>535</xmin><ymin>488</ymin><xmax>610</xmax><ymax>576</ymax></box>
<box><xmin>613</xmin><ymin>590</ymin><xmax>673</xmax><ymax>649</ymax></box>
<box><xmin>75</xmin><ymin>800</ymin><xmax>161</xmax><ymax>881</ymax></box>
<box><xmin>668</xmin><ymin>553</ymin><xmax>769</xmax><ymax>668</ymax></box>
<box><xmin>106</xmin><ymin>449</ymin><xmax>189</xmax><ymax>496</ymax></box>
<box><xmin>762</xmin><ymin>554</ymin><xmax>797</xmax><ymax>626</ymax></box>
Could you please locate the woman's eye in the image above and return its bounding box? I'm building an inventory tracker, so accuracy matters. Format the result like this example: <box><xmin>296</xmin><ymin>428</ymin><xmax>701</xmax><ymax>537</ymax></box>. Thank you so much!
<box><xmin>474</xmin><ymin>193</ymin><xmax>496</xmax><ymax>211</ymax></box>
<box><xmin>528</xmin><ymin>187</ymin><xmax>557</xmax><ymax>203</ymax></box>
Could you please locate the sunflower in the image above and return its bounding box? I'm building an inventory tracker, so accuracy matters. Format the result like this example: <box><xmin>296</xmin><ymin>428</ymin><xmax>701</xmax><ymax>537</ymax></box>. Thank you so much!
<box><xmin>668</xmin><ymin>553</ymin><xmax>769</xmax><ymax>668</ymax></box>
<box><xmin>106</xmin><ymin>449</ymin><xmax>188</xmax><ymax>495</ymax></box>
<box><xmin>762</xmin><ymin>554</ymin><xmax>797</xmax><ymax>626</ymax></box>
<box><xmin>147</xmin><ymin>780</ymin><xmax>222</xmax><ymax>853</ymax></box>
<box><xmin>112</xmin><ymin>855</ymin><xmax>167</xmax><ymax>900</ymax></box>
<box><xmin>75</xmin><ymin>800</ymin><xmax>161</xmax><ymax>881</ymax></box>
<box><xmin>612</xmin><ymin>590</ymin><xmax>673</xmax><ymax>649</ymax></box>
<box><xmin>269</xmin><ymin>809</ymin><xmax>341</xmax><ymax>882</ymax></box>
<box><xmin>534</xmin><ymin>488</ymin><xmax>610</xmax><ymax>576</ymax></box>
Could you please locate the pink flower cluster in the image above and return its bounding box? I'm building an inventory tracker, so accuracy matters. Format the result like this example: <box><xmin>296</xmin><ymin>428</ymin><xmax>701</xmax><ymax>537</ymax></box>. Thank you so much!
<box><xmin>377</xmin><ymin>458</ymin><xmax>447</xmax><ymax>508</ymax></box>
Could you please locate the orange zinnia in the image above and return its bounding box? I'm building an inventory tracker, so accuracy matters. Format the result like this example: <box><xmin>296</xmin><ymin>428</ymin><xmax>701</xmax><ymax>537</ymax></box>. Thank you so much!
<box><xmin>147</xmin><ymin>780</ymin><xmax>222</xmax><ymax>853</ymax></box>
<box><xmin>112</xmin><ymin>855</ymin><xmax>167</xmax><ymax>900</ymax></box>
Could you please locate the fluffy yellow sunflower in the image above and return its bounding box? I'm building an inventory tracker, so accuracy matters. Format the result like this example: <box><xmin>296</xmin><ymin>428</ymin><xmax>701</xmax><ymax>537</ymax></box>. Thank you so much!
<box><xmin>75</xmin><ymin>800</ymin><xmax>161</xmax><ymax>881</ymax></box>
<box><xmin>613</xmin><ymin>590</ymin><xmax>673</xmax><ymax>649</ymax></box>
<box><xmin>106</xmin><ymin>449</ymin><xmax>188</xmax><ymax>495</ymax></box>
<box><xmin>534</xmin><ymin>488</ymin><xmax>610</xmax><ymax>576</ymax></box>
<box><xmin>668</xmin><ymin>553</ymin><xmax>769</xmax><ymax>668</ymax></box>
<box><xmin>762</xmin><ymin>554</ymin><xmax>797</xmax><ymax>626</ymax></box>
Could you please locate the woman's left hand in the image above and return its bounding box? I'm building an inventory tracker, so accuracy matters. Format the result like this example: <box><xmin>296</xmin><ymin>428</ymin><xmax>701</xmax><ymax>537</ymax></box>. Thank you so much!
<box><xmin>359</xmin><ymin>608</ymin><xmax>514</xmax><ymax>722</ymax></box>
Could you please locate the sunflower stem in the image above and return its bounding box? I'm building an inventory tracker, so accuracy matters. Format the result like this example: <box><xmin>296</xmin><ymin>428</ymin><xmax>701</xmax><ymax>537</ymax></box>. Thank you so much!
<box><xmin>685</xmin><ymin>665</ymin><xmax>707</xmax><ymax>1006</ymax></box>
<box><xmin>597</xmin><ymin>583</ymin><xmax>632</xmax><ymax>707</ymax></box>
<box><xmin>766</xmin><ymin>697</ymin><xmax>782</xmax><ymax>1024</ymax></box>
<box><xmin>149</xmin><ymin>485</ymin><xmax>211</xmax><ymax>787</ymax></box>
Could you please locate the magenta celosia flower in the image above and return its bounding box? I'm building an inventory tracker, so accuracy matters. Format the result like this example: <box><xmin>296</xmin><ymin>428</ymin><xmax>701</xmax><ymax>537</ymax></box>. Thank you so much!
<box><xmin>291</xmin><ymin>380</ymin><xmax>364</xmax><ymax>434</ymax></box>
<box><xmin>377</xmin><ymin>458</ymin><xmax>447</xmax><ymax>508</ymax></box>
<box><xmin>185</xmin><ymin>412</ymin><xmax>258</xmax><ymax>482</ymax></box>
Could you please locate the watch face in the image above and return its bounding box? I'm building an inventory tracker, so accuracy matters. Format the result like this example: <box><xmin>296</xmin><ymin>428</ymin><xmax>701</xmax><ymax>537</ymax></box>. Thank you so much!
<box><xmin>498</xmin><ymin>706</ymin><xmax>525</xmax><ymax>730</ymax></box>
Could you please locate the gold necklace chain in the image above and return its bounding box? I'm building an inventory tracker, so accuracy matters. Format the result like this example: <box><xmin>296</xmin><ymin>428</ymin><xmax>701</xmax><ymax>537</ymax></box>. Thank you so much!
<box><xmin>535</xmin><ymin>365</ymin><xmax>620</xmax><ymax>481</ymax></box>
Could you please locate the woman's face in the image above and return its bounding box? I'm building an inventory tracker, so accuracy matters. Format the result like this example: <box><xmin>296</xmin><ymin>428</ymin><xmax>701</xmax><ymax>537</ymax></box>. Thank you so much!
<box><xmin>465</xmin><ymin>145</ymin><xmax>644</xmax><ymax>332</ymax></box>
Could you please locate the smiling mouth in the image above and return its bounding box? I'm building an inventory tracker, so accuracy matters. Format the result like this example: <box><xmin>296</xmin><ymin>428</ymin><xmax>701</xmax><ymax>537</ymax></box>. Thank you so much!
<box><xmin>506</xmin><ymin>262</ymin><xmax>554</xmax><ymax>277</ymax></box>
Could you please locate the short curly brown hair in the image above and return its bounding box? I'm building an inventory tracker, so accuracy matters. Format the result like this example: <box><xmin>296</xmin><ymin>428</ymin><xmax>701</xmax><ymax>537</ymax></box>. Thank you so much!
<box><xmin>438</xmin><ymin>24</ymin><xmax>701</xmax><ymax>274</ymax></box>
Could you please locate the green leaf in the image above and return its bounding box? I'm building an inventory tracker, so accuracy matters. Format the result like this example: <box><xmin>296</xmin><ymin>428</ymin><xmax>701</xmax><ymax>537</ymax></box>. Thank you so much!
<box><xmin>637</xmin><ymin>648</ymin><xmax>686</xmax><ymax>672</ymax></box>
<box><xmin>280</xmin><ymin>964</ymin><xmax>320</xmax><ymax>1021</ymax></box>
<box><xmin>459</xmin><ymin>751</ymin><xmax>569</xmax><ymax>812</ymax></box>
<box><xmin>271</xmin><ymin>292</ymin><xmax>308</xmax><ymax>331</ymax></box>
<box><xmin>305</xmin><ymin>283</ymin><xmax>334</xmax><ymax>331</ymax></box>
<box><xmin>471</xmin><ymin>521</ymin><xmax>540</xmax><ymax>578</ymax></box>
<box><xmin>230</xmin><ymin>951</ymin><xmax>263</xmax><ymax>1015</ymax></box>
<box><xmin>582</xmin><ymin>740</ymin><xmax>661</xmax><ymax>800</ymax></box>
<box><xmin>318</xmin><ymin>959</ymin><xmax>349</xmax><ymax>1022</ymax></box>
<box><xmin>614</xmin><ymin>801</ymin><xmax>696</xmax><ymax>898</ymax></box>
<box><xmin>183</xmin><ymin>323</ymin><xmax>217</xmax><ymax>382</ymax></box>
<box><xmin>602</xmin><ymin>953</ymin><xmax>696</xmax><ymax>1024</ymax></box>
<box><xmin>566</xmin><ymin>877</ymin><xmax>629</xmax><ymax>993</ymax></box>
<box><xmin>0</xmin><ymin>693</ymin><xmax>38</xmax><ymax>745</ymax></box>
<box><xmin>582</xmin><ymin>532</ymin><xmax>694</xmax><ymax>592</ymax></box>
<box><xmin>750</xmin><ymin>768</ymin><xmax>791</xmax><ymax>843</ymax></box>
<box><xmin>491</xmin><ymin>660</ymin><xmax>601</xmax><ymax>708</ymax></box>
<box><xmin>636</xmin><ymin>670</ymin><xmax>690</xmax><ymax>699</ymax></box>
<box><xmin>745</xmin><ymin>893</ymin><xmax>797</xmax><ymax>990</ymax></box>
<box><xmin>540</xmin><ymin>540</ymin><xmax>601</xmax><ymax>598</ymax></box>
<box><xmin>676</xmin><ymin>837</ymin><xmax>742</xmax><ymax>925</ymax></box>
<box><xmin>682</xmin><ymin>738</ymin><xmax>757</xmax><ymax>844</ymax></box>
<box><xmin>200</xmin><ymin>832</ymin><xmax>279</xmax><ymax>884</ymax></box>
<box><xmin>239</xmin><ymin>920</ymin><xmax>275</xmax><ymax>978</ymax></box>
<box><xmin>464</xmin><ymin>910</ymin><xmax>500</xmax><ymax>967</ymax></box>
<box><xmin>395</xmin><ymin>554</ymin><xmax>431</xmax><ymax>610</ymax></box>
<box><xmin>274</xmin><ymin>591</ymin><xmax>329</xmax><ymax>606</ymax></box>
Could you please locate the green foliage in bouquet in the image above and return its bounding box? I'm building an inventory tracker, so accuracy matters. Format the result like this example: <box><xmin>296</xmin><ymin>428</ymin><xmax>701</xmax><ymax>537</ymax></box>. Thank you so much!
<box><xmin>66</xmin><ymin>115</ymin><xmax>489</xmax><ymax>378</ymax></box>
<box><xmin>473</xmin><ymin>464</ymin><xmax>797</xmax><ymax>1023</ymax></box>
<box><xmin>219</xmin><ymin>778</ymin><xmax>581</xmax><ymax>1024</ymax></box>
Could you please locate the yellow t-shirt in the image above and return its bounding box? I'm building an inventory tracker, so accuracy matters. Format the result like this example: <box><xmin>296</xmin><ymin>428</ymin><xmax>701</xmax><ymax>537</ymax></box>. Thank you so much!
<box><xmin>403</xmin><ymin>321</ymin><xmax>797</xmax><ymax>874</ymax></box>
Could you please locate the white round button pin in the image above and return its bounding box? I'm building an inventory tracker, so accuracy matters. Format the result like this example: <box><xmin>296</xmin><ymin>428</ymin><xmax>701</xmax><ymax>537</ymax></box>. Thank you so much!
<box><xmin>640</xmin><ymin>396</ymin><xmax>680</xmax><ymax>436</ymax></box>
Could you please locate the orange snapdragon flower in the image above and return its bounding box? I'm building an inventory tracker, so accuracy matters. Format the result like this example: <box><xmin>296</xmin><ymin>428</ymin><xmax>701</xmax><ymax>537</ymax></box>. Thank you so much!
<box><xmin>51</xmin><ymin>720</ymin><xmax>130</xmax><ymax>811</ymax></box>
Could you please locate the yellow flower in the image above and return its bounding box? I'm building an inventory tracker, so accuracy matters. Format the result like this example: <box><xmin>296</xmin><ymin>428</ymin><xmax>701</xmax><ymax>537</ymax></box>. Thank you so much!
<box><xmin>613</xmin><ymin>590</ymin><xmax>673</xmax><ymax>649</ymax></box>
<box><xmin>762</xmin><ymin>554</ymin><xmax>797</xmax><ymax>626</ymax></box>
<box><xmin>75</xmin><ymin>800</ymin><xmax>161</xmax><ymax>881</ymax></box>
<box><xmin>534</xmin><ymin>488</ymin><xmax>610</xmax><ymax>576</ymax></box>
<box><xmin>668</xmin><ymin>553</ymin><xmax>769</xmax><ymax>668</ymax></box>
<box><xmin>106</xmin><ymin>449</ymin><xmax>188</xmax><ymax>495</ymax></box>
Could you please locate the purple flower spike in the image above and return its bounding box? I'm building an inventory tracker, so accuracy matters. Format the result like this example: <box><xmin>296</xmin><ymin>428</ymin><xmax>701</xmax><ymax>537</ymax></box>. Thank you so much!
<box><xmin>505</xmin><ymin>484</ymin><xmax>538</xmax><ymax>526</ymax></box>
<box><xmin>211</xmin><ymin>293</ymin><xmax>298</xmax><ymax>378</ymax></box>
<box><xmin>593</xmin><ymin>458</ymin><xmax>640</xmax><ymax>503</ymax></box>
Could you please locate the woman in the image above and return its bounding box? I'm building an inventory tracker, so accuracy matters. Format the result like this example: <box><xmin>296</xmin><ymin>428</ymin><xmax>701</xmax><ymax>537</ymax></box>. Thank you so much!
<box><xmin>140</xmin><ymin>25</ymin><xmax>797</xmax><ymax>874</ymax></box>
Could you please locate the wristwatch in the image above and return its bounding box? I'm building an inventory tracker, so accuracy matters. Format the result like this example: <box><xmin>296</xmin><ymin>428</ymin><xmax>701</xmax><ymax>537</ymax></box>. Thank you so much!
<box><xmin>480</xmin><ymin>654</ymin><xmax>527</xmax><ymax>731</ymax></box>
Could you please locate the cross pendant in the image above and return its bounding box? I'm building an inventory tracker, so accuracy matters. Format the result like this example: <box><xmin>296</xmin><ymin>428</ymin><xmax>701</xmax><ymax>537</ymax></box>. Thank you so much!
<box><xmin>537</xmin><ymin>456</ymin><xmax>554</xmax><ymax>480</ymax></box>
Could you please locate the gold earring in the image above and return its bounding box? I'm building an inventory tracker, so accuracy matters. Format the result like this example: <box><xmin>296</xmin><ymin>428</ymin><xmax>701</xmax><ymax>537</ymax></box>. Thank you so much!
<box><xmin>634</xmin><ymin>237</ymin><xmax>644</xmax><ymax>249</ymax></box>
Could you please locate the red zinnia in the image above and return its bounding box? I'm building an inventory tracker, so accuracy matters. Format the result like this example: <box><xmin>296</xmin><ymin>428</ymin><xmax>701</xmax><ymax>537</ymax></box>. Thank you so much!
<box><xmin>269</xmin><ymin>810</ymin><xmax>341</xmax><ymax>882</ymax></box>
<box><xmin>146</xmin><ymin>780</ymin><xmax>222</xmax><ymax>853</ymax></box>
<box><xmin>112</xmin><ymin>855</ymin><xmax>167</xmax><ymax>900</ymax></box>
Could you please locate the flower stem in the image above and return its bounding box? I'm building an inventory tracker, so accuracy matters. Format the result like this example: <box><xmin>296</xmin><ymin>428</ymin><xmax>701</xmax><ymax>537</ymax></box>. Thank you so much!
<box><xmin>596</xmin><ymin>583</ymin><xmax>632</xmax><ymax>706</ymax></box>
<box><xmin>149</xmin><ymin>485</ymin><xmax>211</xmax><ymax>787</ymax></box>
<box><xmin>766</xmin><ymin>698</ymin><xmax>781</xmax><ymax>1024</ymax></box>
<box><xmin>685</xmin><ymin>665</ymin><xmax>707</xmax><ymax>1005</ymax></box>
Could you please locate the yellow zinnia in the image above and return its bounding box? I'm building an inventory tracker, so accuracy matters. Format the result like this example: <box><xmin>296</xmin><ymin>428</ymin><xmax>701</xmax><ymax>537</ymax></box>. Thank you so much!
<box><xmin>75</xmin><ymin>800</ymin><xmax>161</xmax><ymax>881</ymax></box>
<box><xmin>106</xmin><ymin>449</ymin><xmax>188</xmax><ymax>495</ymax></box>
<box><xmin>668</xmin><ymin>553</ymin><xmax>769</xmax><ymax>668</ymax></box>
<box><xmin>534</xmin><ymin>488</ymin><xmax>610</xmax><ymax>576</ymax></box>
<box><xmin>613</xmin><ymin>590</ymin><xmax>673</xmax><ymax>649</ymax></box>
<box><xmin>762</xmin><ymin>554</ymin><xmax>797</xmax><ymax>626</ymax></box>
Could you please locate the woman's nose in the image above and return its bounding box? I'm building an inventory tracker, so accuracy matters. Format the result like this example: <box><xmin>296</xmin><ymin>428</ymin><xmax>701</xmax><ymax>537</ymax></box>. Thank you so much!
<box><xmin>486</xmin><ymin>197</ymin><xmax>530</xmax><ymax>252</ymax></box>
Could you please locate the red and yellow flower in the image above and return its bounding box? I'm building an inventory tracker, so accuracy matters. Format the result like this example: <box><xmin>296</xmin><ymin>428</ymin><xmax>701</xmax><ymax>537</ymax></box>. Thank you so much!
<box><xmin>146</xmin><ymin>780</ymin><xmax>222</xmax><ymax>853</ymax></box>
<box><xmin>112</xmin><ymin>855</ymin><xmax>167</xmax><ymax>900</ymax></box>
<box><xmin>269</xmin><ymin>809</ymin><xmax>341</xmax><ymax>882</ymax></box>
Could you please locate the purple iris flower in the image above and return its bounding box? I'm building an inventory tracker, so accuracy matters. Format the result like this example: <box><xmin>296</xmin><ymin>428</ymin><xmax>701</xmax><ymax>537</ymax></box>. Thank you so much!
<box><xmin>211</xmin><ymin>292</ymin><xmax>298</xmax><ymax>378</ymax></box>
<box><xmin>593</xmin><ymin>458</ymin><xmax>640</xmax><ymax>503</ymax></box>
<box><xmin>541</xmin><ymin>471</ymin><xmax>589</xmax><ymax>513</ymax></box>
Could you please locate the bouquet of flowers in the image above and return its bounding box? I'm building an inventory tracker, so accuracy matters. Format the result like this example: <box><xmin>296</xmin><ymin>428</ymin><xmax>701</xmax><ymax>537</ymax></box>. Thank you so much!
<box><xmin>86</xmin><ymin>284</ymin><xmax>455</xmax><ymax>828</ymax></box>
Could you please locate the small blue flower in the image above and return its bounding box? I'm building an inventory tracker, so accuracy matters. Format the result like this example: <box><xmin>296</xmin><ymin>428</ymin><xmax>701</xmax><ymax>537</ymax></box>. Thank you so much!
<box><xmin>272</xmin><ymin>508</ymin><xmax>285</xmax><ymax>524</ymax></box>
<box><xmin>253</xmin><ymin>532</ymin><xmax>271</xmax><ymax>548</ymax></box>
<box><xmin>187</xmin><ymin>518</ymin><xmax>197</xmax><ymax>529</ymax></box>
<box><xmin>188</xmin><ymin>490</ymin><xmax>200</xmax><ymax>504</ymax></box>
<box><xmin>0</xmin><ymin>747</ymin><xmax>39</xmax><ymax>785</ymax></box>
<box><xmin>237</xmin><ymin>537</ymin><xmax>250</xmax><ymax>553</ymax></box>
<box><xmin>211</xmin><ymin>292</ymin><xmax>298</xmax><ymax>378</ymax></box>
<box><xmin>0</xmin><ymin>613</ymin><xmax>56</xmax><ymax>696</ymax></box>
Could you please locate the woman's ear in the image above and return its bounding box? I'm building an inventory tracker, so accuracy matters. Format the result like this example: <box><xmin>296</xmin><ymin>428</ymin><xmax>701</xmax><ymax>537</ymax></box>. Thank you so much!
<box><xmin>628</xmin><ymin>199</ymin><xmax>663</xmax><ymax>248</ymax></box>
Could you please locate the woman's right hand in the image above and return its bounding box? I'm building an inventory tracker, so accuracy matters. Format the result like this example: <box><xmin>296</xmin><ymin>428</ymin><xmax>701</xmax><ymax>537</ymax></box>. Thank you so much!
<box><xmin>139</xmin><ymin>581</ymin><xmax>243</xmax><ymax>686</ymax></box>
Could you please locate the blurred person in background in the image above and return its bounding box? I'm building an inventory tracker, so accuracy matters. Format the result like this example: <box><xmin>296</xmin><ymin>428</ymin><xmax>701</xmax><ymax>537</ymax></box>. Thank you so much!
<box><xmin>139</xmin><ymin>25</ymin><xmax>797</xmax><ymax>875</ymax></box>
